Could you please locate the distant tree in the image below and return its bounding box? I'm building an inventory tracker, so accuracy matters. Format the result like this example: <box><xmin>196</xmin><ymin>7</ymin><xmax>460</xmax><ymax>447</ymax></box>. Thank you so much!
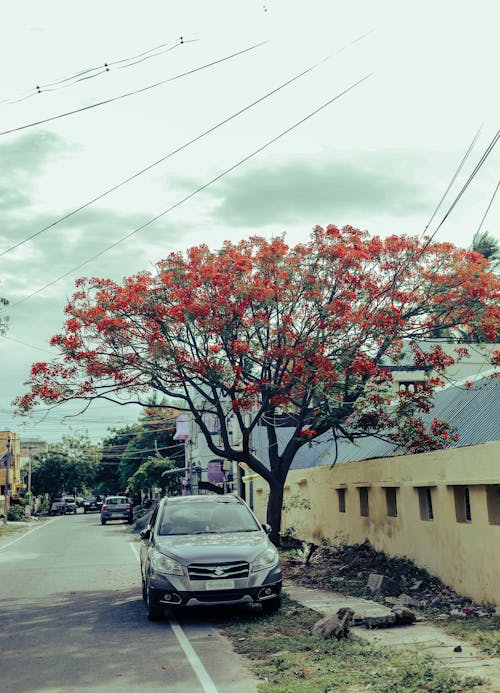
<box><xmin>472</xmin><ymin>230</ymin><xmax>500</xmax><ymax>272</ymax></box>
<box><xmin>95</xmin><ymin>425</ymin><xmax>138</xmax><ymax>495</ymax></box>
<box><xmin>127</xmin><ymin>457</ymin><xmax>182</xmax><ymax>497</ymax></box>
<box><xmin>30</xmin><ymin>432</ymin><xmax>98</xmax><ymax>503</ymax></box>
<box><xmin>15</xmin><ymin>225</ymin><xmax>500</xmax><ymax>543</ymax></box>
<box><xmin>118</xmin><ymin>406</ymin><xmax>184</xmax><ymax>491</ymax></box>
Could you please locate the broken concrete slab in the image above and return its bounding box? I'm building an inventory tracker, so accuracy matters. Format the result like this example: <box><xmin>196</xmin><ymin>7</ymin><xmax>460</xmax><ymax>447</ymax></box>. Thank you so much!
<box><xmin>312</xmin><ymin>607</ymin><xmax>355</xmax><ymax>639</ymax></box>
<box><xmin>366</xmin><ymin>572</ymin><xmax>402</xmax><ymax>596</ymax></box>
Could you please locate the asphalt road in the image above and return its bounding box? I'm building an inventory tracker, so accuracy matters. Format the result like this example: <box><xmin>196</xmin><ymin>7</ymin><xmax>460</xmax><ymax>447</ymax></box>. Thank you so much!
<box><xmin>0</xmin><ymin>513</ymin><xmax>258</xmax><ymax>693</ymax></box>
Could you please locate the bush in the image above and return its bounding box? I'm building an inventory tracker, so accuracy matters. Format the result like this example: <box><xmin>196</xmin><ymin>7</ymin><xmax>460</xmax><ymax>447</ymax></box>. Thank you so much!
<box><xmin>8</xmin><ymin>504</ymin><xmax>27</xmax><ymax>521</ymax></box>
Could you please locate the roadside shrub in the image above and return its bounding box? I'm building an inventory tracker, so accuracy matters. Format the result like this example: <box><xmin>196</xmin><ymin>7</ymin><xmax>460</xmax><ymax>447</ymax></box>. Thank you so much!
<box><xmin>8</xmin><ymin>504</ymin><xmax>27</xmax><ymax>521</ymax></box>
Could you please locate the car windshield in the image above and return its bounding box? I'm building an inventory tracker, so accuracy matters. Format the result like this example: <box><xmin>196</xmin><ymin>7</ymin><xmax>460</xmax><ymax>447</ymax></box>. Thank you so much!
<box><xmin>157</xmin><ymin>501</ymin><xmax>260</xmax><ymax>535</ymax></box>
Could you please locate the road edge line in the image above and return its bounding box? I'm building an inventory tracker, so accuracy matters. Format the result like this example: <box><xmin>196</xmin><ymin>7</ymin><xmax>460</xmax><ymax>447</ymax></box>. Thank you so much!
<box><xmin>0</xmin><ymin>518</ymin><xmax>58</xmax><ymax>552</ymax></box>
<box><xmin>128</xmin><ymin>541</ymin><xmax>219</xmax><ymax>693</ymax></box>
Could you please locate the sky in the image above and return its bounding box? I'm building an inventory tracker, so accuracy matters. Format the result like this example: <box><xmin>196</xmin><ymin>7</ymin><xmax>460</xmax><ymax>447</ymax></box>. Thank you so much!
<box><xmin>0</xmin><ymin>0</ymin><xmax>499</xmax><ymax>444</ymax></box>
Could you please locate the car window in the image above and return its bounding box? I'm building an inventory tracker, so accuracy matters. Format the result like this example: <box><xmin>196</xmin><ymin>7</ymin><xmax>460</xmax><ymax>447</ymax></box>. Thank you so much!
<box><xmin>107</xmin><ymin>498</ymin><xmax>127</xmax><ymax>505</ymax></box>
<box><xmin>158</xmin><ymin>501</ymin><xmax>259</xmax><ymax>535</ymax></box>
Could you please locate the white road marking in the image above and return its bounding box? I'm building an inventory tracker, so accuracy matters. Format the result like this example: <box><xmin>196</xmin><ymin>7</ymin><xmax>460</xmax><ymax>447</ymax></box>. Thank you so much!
<box><xmin>129</xmin><ymin>541</ymin><xmax>220</xmax><ymax>693</ymax></box>
<box><xmin>0</xmin><ymin>518</ymin><xmax>57</xmax><ymax>552</ymax></box>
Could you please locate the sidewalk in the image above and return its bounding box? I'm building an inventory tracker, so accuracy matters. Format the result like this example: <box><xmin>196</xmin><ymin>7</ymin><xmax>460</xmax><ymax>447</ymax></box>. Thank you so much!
<box><xmin>285</xmin><ymin>580</ymin><xmax>500</xmax><ymax>691</ymax></box>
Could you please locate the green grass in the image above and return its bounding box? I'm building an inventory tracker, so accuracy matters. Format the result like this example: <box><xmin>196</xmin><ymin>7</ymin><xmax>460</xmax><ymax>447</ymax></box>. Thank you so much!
<box><xmin>219</xmin><ymin>595</ymin><xmax>484</xmax><ymax>692</ymax></box>
<box><xmin>438</xmin><ymin>616</ymin><xmax>500</xmax><ymax>657</ymax></box>
<box><xmin>0</xmin><ymin>523</ymin><xmax>25</xmax><ymax>539</ymax></box>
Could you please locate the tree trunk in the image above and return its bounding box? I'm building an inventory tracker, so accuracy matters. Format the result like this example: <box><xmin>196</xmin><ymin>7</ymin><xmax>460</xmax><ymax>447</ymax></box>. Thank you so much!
<box><xmin>266</xmin><ymin>477</ymin><xmax>284</xmax><ymax>546</ymax></box>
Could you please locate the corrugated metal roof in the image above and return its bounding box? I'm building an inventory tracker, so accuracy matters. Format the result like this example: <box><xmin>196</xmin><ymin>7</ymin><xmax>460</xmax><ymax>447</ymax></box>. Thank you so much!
<box><xmin>287</xmin><ymin>375</ymin><xmax>500</xmax><ymax>470</ymax></box>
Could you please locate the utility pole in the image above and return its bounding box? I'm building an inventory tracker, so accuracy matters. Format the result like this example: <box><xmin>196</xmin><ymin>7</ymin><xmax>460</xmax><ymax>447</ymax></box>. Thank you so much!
<box><xmin>2</xmin><ymin>437</ymin><xmax>11</xmax><ymax>525</ymax></box>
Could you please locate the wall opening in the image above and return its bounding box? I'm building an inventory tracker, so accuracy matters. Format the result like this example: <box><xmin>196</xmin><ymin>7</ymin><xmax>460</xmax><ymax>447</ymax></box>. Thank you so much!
<box><xmin>337</xmin><ymin>488</ymin><xmax>346</xmax><ymax>513</ymax></box>
<box><xmin>486</xmin><ymin>485</ymin><xmax>500</xmax><ymax>525</ymax></box>
<box><xmin>358</xmin><ymin>487</ymin><xmax>369</xmax><ymax>517</ymax></box>
<box><xmin>418</xmin><ymin>487</ymin><xmax>434</xmax><ymax>520</ymax></box>
<box><xmin>454</xmin><ymin>486</ymin><xmax>472</xmax><ymax>523</ymax></box>
<box><xmin>385</xmin><ymin>487</ymin><xmax>398</xmax><ymax>517</ymax></box>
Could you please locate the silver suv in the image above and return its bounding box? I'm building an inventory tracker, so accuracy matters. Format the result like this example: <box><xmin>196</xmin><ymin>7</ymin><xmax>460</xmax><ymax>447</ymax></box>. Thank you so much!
<box><xmin>139</xmin><ymin>494</ymin><xmax>282</xmax><ymax>620</ymax></box>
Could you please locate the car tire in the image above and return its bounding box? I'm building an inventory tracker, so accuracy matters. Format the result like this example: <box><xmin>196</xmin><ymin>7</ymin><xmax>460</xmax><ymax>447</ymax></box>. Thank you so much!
<box><xmin>84</xmin><ymin>508</ymin><xmax>87</xmax><ymax>513</ymax></box>
<box><xmin>127</xmin><ymin>517</ymin><xmax>133</xmax><ymax>524</ymax></box>
<box><xmin>147</xmin><ymin>591</ymin><xmax>163</xmax><ymax>621</ymax></box>
<box><xmin>101</xmin><ymin>518</ymin><xmax>106</xmax><ymax>525</ymax></box>
<box><xmin>261</xmin><ymin>596</ymin><xmax>281</xmax><ymax>614</ymax></box>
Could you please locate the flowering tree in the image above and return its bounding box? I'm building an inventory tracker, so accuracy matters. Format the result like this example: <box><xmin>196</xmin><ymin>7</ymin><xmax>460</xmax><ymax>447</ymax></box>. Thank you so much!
<box><xmin>15</xmin><ymin>225</ymin><xmax>500</xmax><ymax>543</ymax></box>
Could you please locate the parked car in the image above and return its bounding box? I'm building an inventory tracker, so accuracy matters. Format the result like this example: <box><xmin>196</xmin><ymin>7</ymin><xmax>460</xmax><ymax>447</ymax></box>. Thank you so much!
<box><xmin>50</xmin><ymin>496</ymin><xmax>77</xmax><ymax>515</ymax></box>
<box><xmin>139</xmin><ymin>494</ymin><xmax>282</xmax><ymax>621</ymax></box>
<box><xmin>83</xmin><ymin>496</ymin><xmax>103</xmax><ymax>513</ymax></box>
<box><xmin>100</xmin><ymin>496</ymin><xmax>133</xmax><ymax>525</ymax></box>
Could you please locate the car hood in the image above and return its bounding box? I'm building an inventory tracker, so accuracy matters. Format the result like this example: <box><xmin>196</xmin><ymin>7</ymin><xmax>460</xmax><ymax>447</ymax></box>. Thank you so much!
<box><xmin>154</xmin><ymin>531</ymin><xmax>270</xmax><ymax>564</ymax></box>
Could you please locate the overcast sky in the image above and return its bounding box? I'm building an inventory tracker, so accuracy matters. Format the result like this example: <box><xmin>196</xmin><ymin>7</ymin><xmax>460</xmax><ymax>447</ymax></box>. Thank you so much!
<box><xmin>1</xmin><ymin>0</ymin><xmax>499</xmax><ymax>443</ymax></box>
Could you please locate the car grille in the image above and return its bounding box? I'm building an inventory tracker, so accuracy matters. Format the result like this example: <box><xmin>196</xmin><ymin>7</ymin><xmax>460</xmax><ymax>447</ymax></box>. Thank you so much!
<box><xmin>188</xmin><ymin>561</ymin><xmax>249</xmax><ymax>580</ymax></box>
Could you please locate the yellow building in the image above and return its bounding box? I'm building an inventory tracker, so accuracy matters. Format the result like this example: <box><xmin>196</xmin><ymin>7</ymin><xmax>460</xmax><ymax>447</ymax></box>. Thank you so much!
<box><xmin>251</xmin><ymin>442</ymin><xmax>500</xmax><ymax>606</ymax></box>
<box><xmin>0</xmin><ymin>431</ymin><xmax>23</xmax><ymax>508</ymax></box>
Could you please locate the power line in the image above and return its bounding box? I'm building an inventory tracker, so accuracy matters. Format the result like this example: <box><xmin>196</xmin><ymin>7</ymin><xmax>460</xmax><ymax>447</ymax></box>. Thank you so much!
<box><xmin>0</xmin><ymin>54</ymin><xmax>327</xmax><ymax>257</ymax></box>
<box><xmin>426</xmin><ymin>127</ymin><xmax>500</xmax><ymax>245</ymax></box>
<box><xmin>1</xmin><ymin>37</ymin><xmax>197</xmax><ymax>105</ymax></box>
<box><xmin>472</xmin><ymin>178</ymin><xmax>500</xmax><ymax>242</ymax></box>
<box><xmin>419</xmin><ymin>125</ymin><xmax>482</xmax><ymax>241</ymax></box>
<box><xmin>7</xmin><ymin>73</ymin><xmax>372</xmax><ymax>309</ymax></box>
<box><xmin>0</xmin><ymin>41</ymin><xmax>267</xmax><ymax>137</ymax></box>
<box><xmin>0</xmin><ymin>30</ymin><xmax>373</xmax><ymax>258</ymax></box>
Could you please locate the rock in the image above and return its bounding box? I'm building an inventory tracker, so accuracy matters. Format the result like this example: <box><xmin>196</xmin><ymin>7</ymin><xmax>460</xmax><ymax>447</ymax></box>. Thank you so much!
<box><xmin>453</xmin><ymin>645</ymin><xmax>462</xmax><ymax>653</ymax></box>
<box><xmin>410</xmin><ymin>580</ymin><xmax>423</xmax><ymax>590</ymax></box>
<box><xmin>363</xmin><ymin>608</ymin><xmax>396</xmax><ymax>629</ymax></box>
<box><xmin>450</xmin><ymin>609</ymin><xmax>465</xmax><ymax>617</ymax></box>
<box><xmin>312</xmin><ymin>608</ymin><xmax>355</xmax><ymax>639</ymax></box>
<box><xmin>391</xmin><ymin>607</ymin><xmax>416</xmax><ymax>625</ymax></box>
<box><xmin>396</xmin><ymin>593</ymin><xmax>422</xmax><ymax>608</ymax></box>
<box><xmin>367</xmin><ymin>573</ymin><xmax>402</xmax><ymax>596</ymax></box>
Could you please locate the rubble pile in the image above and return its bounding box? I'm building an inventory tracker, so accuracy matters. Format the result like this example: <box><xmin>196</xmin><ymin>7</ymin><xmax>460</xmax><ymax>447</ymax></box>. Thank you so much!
<box><xmin>281</xmin><ymin>539</ymin><xmax>496</xmax><ymax>617</ymax></box>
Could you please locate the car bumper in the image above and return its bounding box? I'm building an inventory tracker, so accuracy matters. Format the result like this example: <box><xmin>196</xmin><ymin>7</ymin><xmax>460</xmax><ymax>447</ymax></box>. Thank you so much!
<box><xmin>148</xmin><ymin>565</ymin><xmax>282</xmax><ymax>608</ymax></box>
<box><xmin>101</xmin><ymin>513</ymin><xmax>133</xmax><ymax>521</ymax></box>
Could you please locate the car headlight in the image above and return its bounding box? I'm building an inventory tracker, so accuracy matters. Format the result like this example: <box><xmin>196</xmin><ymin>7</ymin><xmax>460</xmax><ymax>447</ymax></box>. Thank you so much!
<box><xmin>251</xmin><ymin>546</ymin><xmax>279</xmax><ymax>573</ymax></box>
<box><xmin>150</xmin><ymin>550</ymin><xmax>184</xmax><ymax>576</ymax></box>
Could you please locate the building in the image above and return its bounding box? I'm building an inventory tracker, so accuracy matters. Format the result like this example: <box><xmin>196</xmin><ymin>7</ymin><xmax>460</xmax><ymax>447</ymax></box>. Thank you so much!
<box><xmin>0</xmin><ymin>431</ymin><xmax>24</xmax><ymax>512</ymax></box>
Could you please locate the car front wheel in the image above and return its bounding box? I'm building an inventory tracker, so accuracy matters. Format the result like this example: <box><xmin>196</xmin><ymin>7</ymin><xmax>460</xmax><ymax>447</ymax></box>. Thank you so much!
<box><xmin>261</xmin><ymin>596</ymin><xmax>281</xmax><ymax>614</ymax></box>
<box><xmin>147</xmin><ymin>590</ymin><xmax>163</xmax><ymax>621</ymax></box>
<box><xmin>101</xmin><ymin>518</ymin><xmax>106</xmax><ymax>525</ymax></box>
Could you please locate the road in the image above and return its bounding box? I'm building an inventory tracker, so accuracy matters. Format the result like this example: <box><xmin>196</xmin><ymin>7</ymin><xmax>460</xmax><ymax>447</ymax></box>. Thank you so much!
<box><xmin>0</xmin><ymin>513</ymin><xmax>258</xmax><ymax>693</ymax></box>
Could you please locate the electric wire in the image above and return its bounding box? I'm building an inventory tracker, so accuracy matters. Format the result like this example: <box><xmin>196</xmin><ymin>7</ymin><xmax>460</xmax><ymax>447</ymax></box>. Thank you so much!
<box><xmin>472</xmin><ymin>178</ymin><xmax>500</xmax><ymax>243</ymax></box>
<box><xmin>419</xmin><ymin>126</ymin><xmax>483</xmax><ymax>241</ymax></box>
<box><xmin>425</xmin><ymin>127</ymin><xmax>500</xmax><ymax>246</ymax></box>
<box><xmin>0</xmin><ymin>36</ymin><xmax>196</xmax><ymax>104</ymax></box>
<box><xmin>7</xmin><ymin>73</ymin><xmax>372</xmax><ymax>309</ymax></box>
<box><xmin>0</xmin><ymin>53</ymin><xmax>332</xmax><ymax>257</ymax></box>
<box><xmin>0</xmin><ymin>41</ymin><xmax>267</xmax><ymax>137</ymax></box>
<box><xmin>0</xmin><ymin>30</ymin><xmax>373</xmax><ymax>258</ymax></box>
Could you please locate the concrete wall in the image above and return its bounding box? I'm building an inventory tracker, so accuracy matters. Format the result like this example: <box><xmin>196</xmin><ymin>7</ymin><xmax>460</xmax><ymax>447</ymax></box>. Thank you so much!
<box><xmin>250</xmin><ymin>441</ymin><xmax>500</xmax><ymax>606</ymax></box>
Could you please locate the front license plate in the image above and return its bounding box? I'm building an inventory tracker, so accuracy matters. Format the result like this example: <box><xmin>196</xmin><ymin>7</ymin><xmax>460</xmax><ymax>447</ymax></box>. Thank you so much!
<box><xmin>205</xmin><ymin>580</ymin><xmax>235</xmax><ymax>590</ymax></box>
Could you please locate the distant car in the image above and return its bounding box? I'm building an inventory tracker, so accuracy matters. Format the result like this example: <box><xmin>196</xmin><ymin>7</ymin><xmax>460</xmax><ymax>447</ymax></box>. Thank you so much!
<box><xmin>50</xmin><ymin>496</ymin><xmax>77</xmax><ymax>515</ymax></box>
<box><xmin>83</xmin><ymin>496</ymin><xmax>103</xmax><ymax>513</ymax></box>
<box><xmin>76</xmin><ymin>497</ymin><xmax>84</xmax><ymax>508</ymax></box>
<box><xmin>139</xmin><ymin>494</ymin><xmax>282</xmax><ymax>621</ymax></box>
<box><xmin>101</xmin><ymin>496</ymin><xmax>133</xmax><ymax>525</ymax></box>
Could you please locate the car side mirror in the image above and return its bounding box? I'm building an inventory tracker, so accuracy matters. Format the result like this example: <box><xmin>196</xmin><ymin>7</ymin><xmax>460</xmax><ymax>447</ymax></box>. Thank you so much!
<box><xmin>262</xmin><ymin>523</ymin><xmax>272</xmax><ymax>535</ymax></box>
<box><xmin>140</xmin><ymin>528</ymin><xmax>151</xmax><ymax>541</ymax></box>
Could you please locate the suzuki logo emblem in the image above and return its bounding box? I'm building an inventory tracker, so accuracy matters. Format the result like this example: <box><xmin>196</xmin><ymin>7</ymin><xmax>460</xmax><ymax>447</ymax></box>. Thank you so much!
<box><xmin>214</xmin><ymin>567</ymin><xmax>225</xmax><ymax>577</ymax></box>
